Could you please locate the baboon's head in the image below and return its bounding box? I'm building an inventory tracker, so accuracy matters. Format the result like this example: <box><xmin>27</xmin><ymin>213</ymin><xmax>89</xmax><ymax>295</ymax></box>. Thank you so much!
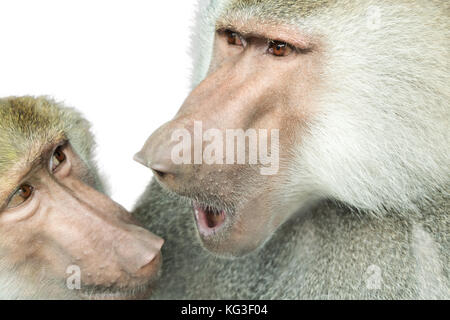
<box><xmin>0</xmin><ymin>97</ymin><xmax>164</xmax><ymax>299</ymax></box>
<box><xmin>136</xmin><ymin>0</ymin><xmax>449</xmax><ymax>257</ymax></box>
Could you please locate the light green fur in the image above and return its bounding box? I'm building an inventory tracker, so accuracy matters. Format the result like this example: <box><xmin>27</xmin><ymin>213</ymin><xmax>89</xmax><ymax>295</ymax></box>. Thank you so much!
<box><xmin>0</xmin><ymin>96</ymin><xmax>104</xmax><ymax>192</ymax></box>
<box><xmin>224</xmin><ymin>0</ymin><xmax>333</xmax><ymax>21</ymax></box>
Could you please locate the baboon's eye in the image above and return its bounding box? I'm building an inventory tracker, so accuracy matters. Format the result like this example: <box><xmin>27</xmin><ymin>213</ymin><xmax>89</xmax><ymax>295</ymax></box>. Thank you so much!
<box><xmin>51</xmin><ymin>146</ymin><xmax>66</xmax><ymax>172</ymax></box>
<box><xmin>7</xmin><ymin>184</ymin><xmax>34</xmax><ymax>209</ymax></box>
<box><xmin>225</xmin><ymin>30</ymin><xmax>243</xmax><ymax>46</ymax></box>
<box><xmin>268</xmin><ymin>40</ymin><xmax>293</xmax><ymax>57</ymax></box>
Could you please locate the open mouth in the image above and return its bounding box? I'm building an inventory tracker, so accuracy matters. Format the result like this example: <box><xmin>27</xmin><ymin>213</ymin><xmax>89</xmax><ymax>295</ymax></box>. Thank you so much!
<box><xmin>193</xmin><ymin>202</ymin><xmax>227</xmax><ymax>237</ymax></box>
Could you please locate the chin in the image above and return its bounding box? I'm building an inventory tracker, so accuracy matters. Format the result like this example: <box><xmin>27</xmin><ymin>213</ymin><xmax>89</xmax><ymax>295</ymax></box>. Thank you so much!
<box><xmin>79</xmin><ymin>254</ymin><xmax>162</xmax><ymax>300</ymax></box>
<box><xmin>78</xmin><ymin>281</ymin><xmax>155</xmax><ymax>300</ymax></box>
<box><xmin>79</xmin><ymin>288</ymin><xmax>152</xmax><ymax>300</ymax></box>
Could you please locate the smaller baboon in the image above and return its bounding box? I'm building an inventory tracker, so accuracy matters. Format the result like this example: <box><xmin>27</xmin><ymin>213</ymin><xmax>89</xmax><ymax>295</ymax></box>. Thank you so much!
<box><xmin>0</xmin><ymin>96</ymin><xmax>164</xmax><ymax>299</ymax></box>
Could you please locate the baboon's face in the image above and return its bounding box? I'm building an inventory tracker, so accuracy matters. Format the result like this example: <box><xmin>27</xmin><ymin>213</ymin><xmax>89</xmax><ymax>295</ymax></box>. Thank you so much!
<box><xmin>0</xmin><ymin>142</ymin><xmax>163</xmax><ymax>299</ymax></box>
<box><xmin>136</xmin><ymin>19</ymin><xmax>322</xmax><ymax>257</ymax></box>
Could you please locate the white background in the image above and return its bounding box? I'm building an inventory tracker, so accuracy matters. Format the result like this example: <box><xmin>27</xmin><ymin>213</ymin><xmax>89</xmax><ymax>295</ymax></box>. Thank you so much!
<box><xmin>0</xmin><ymin>0</ymin><xmax>197</xmax><ymax>209</ymax></box>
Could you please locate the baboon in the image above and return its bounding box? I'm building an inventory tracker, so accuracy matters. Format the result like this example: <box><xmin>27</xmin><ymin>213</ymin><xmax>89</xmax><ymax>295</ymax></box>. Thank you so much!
<box><xmin>134</xmin><ymin>0</ymin><xmax>449</xmax><ymax>299</ymax></box>
<box><xmin>0</xmin><ymin>96</ymin><xmax>164</xmax><ymax>299</ymax></box>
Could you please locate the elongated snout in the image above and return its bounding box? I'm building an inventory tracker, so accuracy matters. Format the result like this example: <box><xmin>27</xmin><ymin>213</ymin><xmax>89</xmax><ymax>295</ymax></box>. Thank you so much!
<box><xmin>42</xmin><ymin>173</ymin><xmax>164</xmax><ymax>291</ymax></box>
<box><xmin>134</xmin><ymin>122</ymin><xmax>178</xmax><ymax>177</ymax></box>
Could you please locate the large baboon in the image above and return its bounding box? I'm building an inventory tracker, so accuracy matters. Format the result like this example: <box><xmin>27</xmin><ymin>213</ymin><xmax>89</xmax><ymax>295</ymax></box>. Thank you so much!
<box><xmin>134</xmin><ymin>0</ymin><xmax>449</xmax><ymax>299</ymax></box>
<box><xmin>0</xmin><ymin>96</ymin><xmax>163</xmax><ymax>299</ymax></box>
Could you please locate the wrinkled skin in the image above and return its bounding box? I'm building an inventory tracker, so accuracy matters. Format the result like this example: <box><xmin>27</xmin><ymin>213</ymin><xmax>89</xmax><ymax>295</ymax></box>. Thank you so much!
<box><xmin>0</xmin><ymin>141</ymin><xmax>163</xmax><ymax>299</ymax></box>
<box><xmin>135</xmin><ymin>22</ymin><xmax>322</xmax><ymax>257</ymax></box>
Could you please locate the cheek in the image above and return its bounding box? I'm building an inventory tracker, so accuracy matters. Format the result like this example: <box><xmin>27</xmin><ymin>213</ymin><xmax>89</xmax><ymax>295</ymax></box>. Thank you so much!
<box><xmin>0</xmin><ymin>216</ymin><xmax>44</xmax><ymax>266</ymax></box>
<box><xmin>209</xmin><ymin>37</ymin><xmax>243</xmax><ymax>74</ymax></box>
<box><xmin>262</xmin><ymin>70</ymin><xmax>317</xmax><ymax>161</ymax></box>
<box><xmin>0</xmin><ymin>192</ymin><xmax>59</xmax><ymax>267</ymax></box>
<box><xmin>0</xmin><ymin>193</ymin><xmax>40</xmax><ymax>224</ymax></box>
<box><xmin>67</xmin><ymin>159</ymin><xmax>97</xmax><ymax>188</ymax></box>
<box><xmin>222</xmin><ymin>190</ymin><xmax>276</xmax><ymax>253</ymax></box>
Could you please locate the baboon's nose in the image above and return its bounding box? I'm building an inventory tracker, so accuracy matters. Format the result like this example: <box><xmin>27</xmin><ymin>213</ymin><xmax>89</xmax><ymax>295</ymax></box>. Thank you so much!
<box><xmin>134</xmin><ymin>123</ymin><xmax>179</xmax><ymax>182</ymax></box>
<box><xmin>134</xmin><ymin>150</ymin><xmax>174</xmax><ymax>179</ymax></box>
<box><xmin>133</xmin><ymin>152</ymin><xmax>147</xmax><ymax>167</ymax></box>
<box><xmin>135</xmin><ymin>151</ymin><xmax>171</xmax><ymax>179</ymax></box>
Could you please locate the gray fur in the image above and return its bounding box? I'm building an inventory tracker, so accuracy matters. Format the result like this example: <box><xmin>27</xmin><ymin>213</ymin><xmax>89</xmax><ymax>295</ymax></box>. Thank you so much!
<box><xmin>134</xmin><ymin>0</ymin><xmax>449</xmax><ymax>299</ymax></box>
<box><xmin>134</xmin><ymin>181</ymin><xmax>448</xmax><ymax>299</ymax></box>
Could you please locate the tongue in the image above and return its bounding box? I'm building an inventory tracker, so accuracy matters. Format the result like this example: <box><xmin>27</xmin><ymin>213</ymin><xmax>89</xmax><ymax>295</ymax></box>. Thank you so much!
<box><xmin>194</xmin><ymin>203</ymin><xmax>226</xmax><ymax>235</ymax></box>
